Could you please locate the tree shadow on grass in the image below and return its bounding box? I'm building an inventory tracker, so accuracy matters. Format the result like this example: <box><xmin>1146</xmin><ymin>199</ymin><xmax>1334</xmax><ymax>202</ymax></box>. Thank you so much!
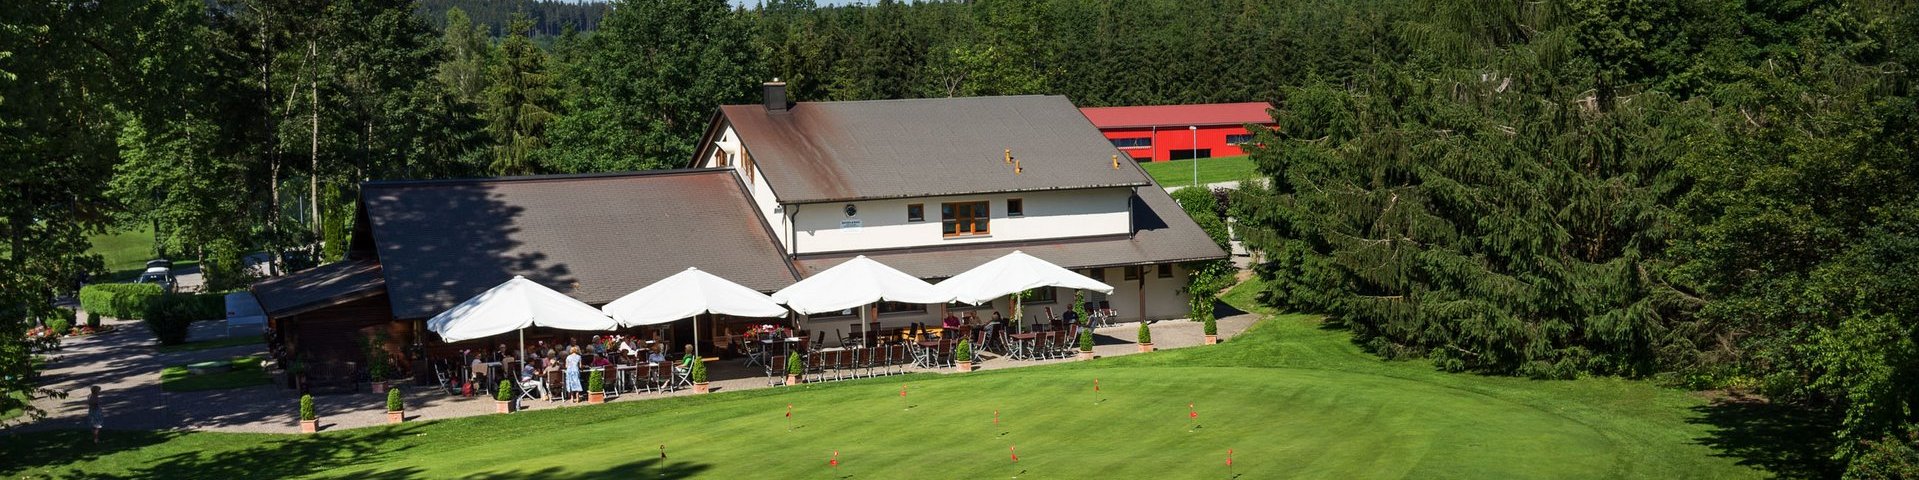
<box><xmin>1689</xmin><ymin>394</ymin><xmax>1843</xmax><ymax>479</ymax></box>
<box><xmin>0</xmin><ymin>425</ymin><xmax>428</xmax><ymax>479</ymax></box>
<box><xmin>316</xmin><ymin>458</ymin><xmax>712</xmax><ymax>479</ymax></box>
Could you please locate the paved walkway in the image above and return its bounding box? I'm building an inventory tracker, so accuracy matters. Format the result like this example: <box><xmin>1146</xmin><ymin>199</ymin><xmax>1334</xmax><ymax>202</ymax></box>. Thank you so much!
<box><xmin>5</xmin><ymin>312</ymin><xmax>1257</xmax><ymax>435</ymax></box>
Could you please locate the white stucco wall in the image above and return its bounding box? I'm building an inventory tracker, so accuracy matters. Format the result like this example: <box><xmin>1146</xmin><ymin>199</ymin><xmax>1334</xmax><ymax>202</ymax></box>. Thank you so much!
<box><xmin>788</xmin><ymin>188</ymin><xmax>1133</xmax><ymax>254</ymax></box>
<box><xmin>699</xmin><ymin>126</ymin><xmax>791</xmax><ymax>249</ymax></box>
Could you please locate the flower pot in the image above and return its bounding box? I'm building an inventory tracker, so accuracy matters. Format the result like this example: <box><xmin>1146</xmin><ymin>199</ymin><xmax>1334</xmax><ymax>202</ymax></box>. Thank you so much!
<box><xmin>370</xmin><ymin>381</ymin><xmax>388</xmax><ymax>394</ymax></box>
<box><xmin>1077</xmin><ymin>351</ymin><xmax>1094</xmax><ymax>361</ymax></box>
<box><xmin>588</xmin><ymin>391</ymin><xmax>605</xmax><ymax>404</ymax></box>
<box><xmin>1138</xmin><ymin>343</ymin><xmax>1154</xmax><ymax>353</ymax></box>
<box><xmin>693</xmin><ymin>382</ymin><xmax>710</xmax><ymax>394</ymax></box>
<box><xmin>956</xmin><ymin>361</ymin><xmax>973</xmax><ymax>373</ymax></box>
<box><xmin>786</xmin><ymin>375</ymin><xmax>801</xmax><ymax>386</ymax></box>
<box><xmin>495</xmin><ymin>400</ymin><xmax>511</xmax><ymax>414</ymax></box>
<box><xmin>300</xmin><ymin>419</ymin><xmax>317</xmax><ymax>433</ymax></box>
<box><xmin>1204</xmin><ymin>335</ymin><xmax>1218</xmax><ymax>345</ymax></box>
<box><xmin>387</xmin><ymin>411</ymin><xmax>403</xmax><ymax>424</ymax></box>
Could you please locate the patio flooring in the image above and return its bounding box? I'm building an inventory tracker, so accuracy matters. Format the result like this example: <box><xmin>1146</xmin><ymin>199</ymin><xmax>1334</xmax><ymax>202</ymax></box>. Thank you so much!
<box><xmin>4</xmin><ymin>313</ymin><xmax>1256</xmax><ymax>435</ymax></box>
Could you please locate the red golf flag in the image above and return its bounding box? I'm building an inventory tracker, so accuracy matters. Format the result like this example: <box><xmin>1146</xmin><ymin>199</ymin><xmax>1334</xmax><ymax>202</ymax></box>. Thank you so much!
<box><xmin>830</xmin><ymin>450</ymin><xmax>839</xmax><ymax>468</ymax></box>
<box><xmin>1010</xmin><ymin>445</ymin><xmax>1018</xmax><ymax>463</ymax></box>
<box><xmin>900</xmin><ymin>384</ymin><xmax>907</xmax><ymax>397</ymax></box>
<box><xmin>786</xmin><ymin>404</ymin><xmax>792</xmax><ymax>418</ymax></box>
<box><xmin>1190</xmin><ymin>403</ymin><xmax>1199</xmax><ymax>420</ymax></box>
<box><xmin>994</xmin><ymin>409</ymin><xmax>1000</xmax><ymax>425</ymax></box>
<box><xmin>1227</xmin><ymin>449</ymin><xmax>1234</xmax><ymax>466</ymax></box>
<box><xmin>1094</xmin><ymin>378</ymin><xmax>1100</xmax><ymax>392</ymax></box>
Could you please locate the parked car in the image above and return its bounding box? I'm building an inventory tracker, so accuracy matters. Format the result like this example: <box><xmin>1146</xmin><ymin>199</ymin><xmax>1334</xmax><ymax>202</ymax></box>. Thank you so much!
<box><xmin>137</xmin><ymin>259</ymin><xmax>175</xmax><ymax>292</ymax></box>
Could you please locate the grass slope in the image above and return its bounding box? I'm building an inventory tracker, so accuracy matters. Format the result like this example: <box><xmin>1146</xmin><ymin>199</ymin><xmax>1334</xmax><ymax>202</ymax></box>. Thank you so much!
<box><xmin>0</xmin><ymin>279</ymin><xmax>1762</xmax><ymax>478</ymax></box>
<box><xmin>1140</xmin><ymin>155</ymin><xmax>1255</xmax><ymax>187</ymax></box>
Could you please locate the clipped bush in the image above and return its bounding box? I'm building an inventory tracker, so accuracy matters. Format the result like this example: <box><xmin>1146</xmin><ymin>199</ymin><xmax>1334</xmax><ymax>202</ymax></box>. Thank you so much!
<box><xmin>587</xmin><ymin>369</ymin><xmax>604</xmax><ymax>393</ymax></box>
<box><xmin>78</xmin><ymin>283</ymin><xmax>162</xmax><ymax>319</ymax></box>
<box><xmin>495</xmin><ymin>380</ymin><xmax>513</xmax><ymax>401</ymax></box>
<box><xmin>786</xmin><ymin>352</ymin><xmax>803</xmax><ymax>376</ymax></box>
<box><xmin>86</xmin><ymin>310</ymin><xmax>101</xmax><ymax>329</ymax></box>
<box><xmin>386</xmin><ymin>388</ymin><xmax>403</xmax><ymax>412</ymax></box>
<box><xmin>689</xmin><ymin>357</ymin><xmax>708</xmax><ymax>383</ymax></box>
<box><xmin>48</xmin><ymin>317</ymin><xmax>71</xmax><ymax>337</ymax></box>
<box><xmin>1138</xmin><ymin>322</ymin><xmax>1152</xmax><ymax>344</ymax></box>
<box><xmin>1079</xmin><ymin>327</ymin><xmax>1095</xmax><ymax>352</ymax></box>
<box><xmin>956</xmin><ymin>339</ymin><xmax>972</xmax><ymax>363</ymax></box>
<box><xmin>299</xmin><ymin>394</ymin><xmax>316</xmax><ymax>420</ymax></box>
<box><xmin>1204</xmin><ymin>315</ymin><xmax>1218</xmax><ymax>336</ymax></box>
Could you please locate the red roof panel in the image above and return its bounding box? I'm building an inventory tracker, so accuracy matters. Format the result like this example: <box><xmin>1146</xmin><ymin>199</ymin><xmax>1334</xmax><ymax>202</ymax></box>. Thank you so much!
<box><xmin>1078</xmin><ymin>102</ymin><xmax>1275</xmax><ymax>129</ymax></box>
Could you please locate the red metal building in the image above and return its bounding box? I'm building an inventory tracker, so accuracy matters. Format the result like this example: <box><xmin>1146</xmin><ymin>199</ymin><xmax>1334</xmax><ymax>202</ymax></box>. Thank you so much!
<box><xmin>1079</xmin><ymin>102</ymin><xmax>1275</xmax><ymax>162</ymax></box>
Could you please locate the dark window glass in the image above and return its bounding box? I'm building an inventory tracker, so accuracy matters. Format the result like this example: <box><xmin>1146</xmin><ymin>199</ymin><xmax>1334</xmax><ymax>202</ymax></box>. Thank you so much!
<box><xmin>1007</xmin><ymin>198</ymin><xmax>1023</xmax><ymax>217</ymax></box>
<box><xmin>907</xmin><ymin>204</ymin><xmax>924</xmax><ymax>222</ymax></box>
<box><xmin>1111</xmin><ymin>137</ymin><xmax>1153</xmax><ymax>148</ymax></box>
<box><xmin>1123</xmin><ymin>266</ymin><xmax>1141</xmax><ymax>281</ymax></box>
<box><xmin>1089</xmin><ymin>268</ymin><xmax>1106</xmax><ymax>281</ymax></box>
<box><xmin>1226</xmin><ymin>134</ymin><xmax>1255</xmax><ymax>145</ymax></box>
<box><xmin>1157</xmin><ymin>264</ymin><xmax>1173</xmax><ymax>278</ymax></box>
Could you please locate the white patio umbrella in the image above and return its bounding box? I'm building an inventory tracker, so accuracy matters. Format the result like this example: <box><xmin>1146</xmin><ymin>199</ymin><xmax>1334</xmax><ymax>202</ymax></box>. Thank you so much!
<box><xmin>602</xmin><ymin>267</ymin><xmax>789</xmax><ymax>356</ymax></box>
<box><xmin>936</xmin><ymin>250</ymin><xmax>1115</xmax><ymax>328</ymax></box>
<box><xmin>427</xmin><ymin>275</ymin><xmax>617</xmax><ymax>366</ymax></box>
<box><xmin>772</xmin><ymin>255</ymin><xmax>951</xmax><ymax>346</ymax></box>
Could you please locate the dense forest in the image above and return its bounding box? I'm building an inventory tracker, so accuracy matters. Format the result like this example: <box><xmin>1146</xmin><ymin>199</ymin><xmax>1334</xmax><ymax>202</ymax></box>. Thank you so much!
<box><xmin>415</xmin><ymin>0</ymin><xmax>610</xmax><ymax>38</ymax></box>
<box><xmin>2</xmin><ymin>0</ymin><xmax>1914</xmax><ymax>475</ymax></box>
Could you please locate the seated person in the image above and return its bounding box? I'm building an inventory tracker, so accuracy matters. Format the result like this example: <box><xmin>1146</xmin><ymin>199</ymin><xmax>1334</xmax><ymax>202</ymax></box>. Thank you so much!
<box><xmin>1062</xmin><ymin>308</ymin><xmax>1081</xmax><ymax>326</ymax></box>
<box><xmin>519</xmin><ymin>363</ymin><xmax>546</xmax><ymax>399</ymax></box>
<box><xmin>619</xmin><ymin>338</ymin><xmax>640</xmax><ymax>357</ymax></box>
<box><xmin>589</xmin><ymin>353</ymin><xmax>613</xmax><ymax>368</ymax></box>
<box><xmin>676</xmin><ymin>345</ymin><xmax>697</xmax><ymax>371</ymax></box>
<box><xmin>942</xmin><ymin>312</ymin><xmax>962</xmax><ymax>330</ymax></box>
<box><xmin>647</xmin><ymin>349</ymin><xmax>667</xmax><ymax>364</ymax></box>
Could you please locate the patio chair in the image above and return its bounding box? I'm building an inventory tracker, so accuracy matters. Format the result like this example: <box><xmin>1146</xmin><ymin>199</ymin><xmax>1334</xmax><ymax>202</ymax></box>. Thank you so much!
<box><xmin>433</xmin><ymin>362</ymin><xmax>459</xmax><ymax>395</ymax></box>
<box><xmin>671</xmin><ymin>365</ymin><xmax>694</xmax><ymax>391</ymax></box>
<box><xmin>518</xmin><ymin>377</ymin><xmax>547</xmax><ymax>402</ymax></box>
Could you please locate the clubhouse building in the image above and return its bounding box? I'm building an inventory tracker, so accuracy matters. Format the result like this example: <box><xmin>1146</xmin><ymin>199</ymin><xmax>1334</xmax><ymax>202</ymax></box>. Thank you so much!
<box><xmin>251</xmin><ymin>83</ymin><xmax>1226</xmax><ymax>390</ymax></box>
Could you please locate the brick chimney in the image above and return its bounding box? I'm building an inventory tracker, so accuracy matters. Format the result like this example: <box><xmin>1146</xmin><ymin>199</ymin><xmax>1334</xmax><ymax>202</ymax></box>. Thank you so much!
<box><xmin>763</xmin><ymin>79</ymin><xmax>788</xmax><ymax>113</ymax></box>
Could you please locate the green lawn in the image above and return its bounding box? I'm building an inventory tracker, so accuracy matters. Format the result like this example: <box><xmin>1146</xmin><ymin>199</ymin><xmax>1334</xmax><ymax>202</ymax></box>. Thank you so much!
<box><xmin>0</xmin><ymin>279</ymin><xmax>1769</xmax><ymax>478</ymax></box>
<box><xmin>158</xmin><ymin>356</ymin><xmax>270</xmax><ymax>393</ymax></box>
<box><xmin>87</xmin><ymin>229</ymin><xmax>159</xmax><ymax>280</ymax></box>
<box><xmin>1140</xmin><ymin>155</ymin><xmax>1257</xmax><ymax>188</ymax></box>
<box><xmin>155</xmin><ymin>336</ymin><xmax>264</xmax><ymax>354</ymax></box>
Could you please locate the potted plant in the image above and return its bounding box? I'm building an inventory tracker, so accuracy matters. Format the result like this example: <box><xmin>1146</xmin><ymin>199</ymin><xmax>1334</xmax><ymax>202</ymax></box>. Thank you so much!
<box><xmin>385</xmin><ymin>388</ymin><xmax>404</xmax><ymax>424</ymax></box>
<box><xmin>1203</xmin><ymin>314</ymin><xmax>1218</xmax><ymax>345</ymax></box>
<box><xmin>1137</xmin><ymin>322</ymin><xmax>1154</xmax><ymax>352</ymax></box>
<box><xmin>587</xmin><ymin>370</ymin><xmax>606</xmax><ymax>404</ymax></box>
<box><xmin>298</xmin><ymin>394</ymin><xmax>317</xmax><ymax>433</ymax></box>
<box><xmin>690</xmin><ymin>357</ymin><xmax>710</xmax><ymax>393</ymax></box>
<box><xmin>785</xmin><ymin>352</ymin><xmax>803</xmax><ymax>386</ymax></box>
<box><xmin>365</xmin><ymin>334</ymin><xmax>392</xmax><ymax>393</ymax></box>
<box><xmin>1078</xmin><ymin>327</ymin><xmax>1095</xmax><ymax>360</ymax></box>
<box><xmin>955</xmin><ymin>339</ymin><xmax>974</xmax><ymax>372</ymax></box>
<box><xmin>495</xmin><ymin>379</ymin><xmax>513</xmax><ymax>413</ymax></box>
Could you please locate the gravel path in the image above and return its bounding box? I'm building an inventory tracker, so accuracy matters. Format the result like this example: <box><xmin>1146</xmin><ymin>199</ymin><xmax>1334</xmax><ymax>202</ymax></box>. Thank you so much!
<box><xmin>4</xmin><ymin>311</ymin><xmax>1258</xmax><ymax>435</ymax></box>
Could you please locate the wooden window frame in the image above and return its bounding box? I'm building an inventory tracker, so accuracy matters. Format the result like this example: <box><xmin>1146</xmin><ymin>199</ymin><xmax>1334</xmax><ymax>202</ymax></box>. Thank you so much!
<box><xmin>1157</xmin><ymin>264</ymin><xmax>1173</xmax><ymax>278</ymax></box>
<box><xmin>941</xmin><ymin>201</ymin><xmax>990</xmax><ymax>237</ymax></box>
<box><xmin>1123</xmin><ymin>265</ymin><xmax>1141</xmax><ymax>281</ymax></box>
<box><xmin>907</xmin><ymin>204</ymin><xmax>925</xmax><ymax>222</ymax></box>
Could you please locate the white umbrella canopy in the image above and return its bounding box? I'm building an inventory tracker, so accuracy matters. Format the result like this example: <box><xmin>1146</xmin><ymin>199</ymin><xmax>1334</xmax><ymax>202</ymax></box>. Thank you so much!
<box><xmin>427</xmin><ymin>275</ymin><xmax>616</xmax><ymax>343</ymax></box>
<box><xmin>603</xmin><ymin>267</ymin><xmax>788</xmax><ymax>326</ymax></box>
<box><xmin>938</xmin><ymin>250</ymin><xmax>1115</xmax><ymax>305</ymax></box>
<box><xmin>772</xmin><ymin>255</ymin><xmax>951</xmax><ymax>315</ymax></box>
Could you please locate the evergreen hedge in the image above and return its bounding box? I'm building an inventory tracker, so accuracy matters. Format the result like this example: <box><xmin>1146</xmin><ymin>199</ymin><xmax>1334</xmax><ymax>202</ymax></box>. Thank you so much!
<box><xmin>78</xmin><ymin>283</ymin><xmax>162</xmax><ymax>319</ymax></box>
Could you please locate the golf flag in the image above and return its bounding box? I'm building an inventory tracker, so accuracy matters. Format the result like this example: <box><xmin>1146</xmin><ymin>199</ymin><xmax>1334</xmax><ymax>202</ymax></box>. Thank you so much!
<box><xmin>1094</xmin><ymin>378</ymin><xmax>1100</xmax><ymax>392</ymax></box>
<box><xmin>659</xmin><ymin>444</ymin><xmax>666</xmax><ymax>459</ymax></box>
<box><xmin>1227</xmin><ymin>449</ymin><xmax>1234</xmax><ymax>466</ymax></box>
<box><xmin>1189</xmin><ymin>403</ymin><xmax>1198</xmax><ymax>420</ymax></box>
<box><xmin>786</xmin><ymin>404</ymin><xmax>792</xmax><ymax>418</ymax></box>
<box><xmin>994</xmin><ymin>409</ymin><xmax>1000</xmax><ymax>425</ymax></box>
<box><xmin>1010</xmin><ymin>445</ymin><xmax>1019</xmax><ymax>463</ymax></box>
<box><xmin>900</xmin><ymin>384</ymin><xmax>907</xmax><ymax>398</ymax></box>
<box><xmin>830</xmin><ymin>450</ymin><xmax>839</xmax><ymax>468</ymax></box>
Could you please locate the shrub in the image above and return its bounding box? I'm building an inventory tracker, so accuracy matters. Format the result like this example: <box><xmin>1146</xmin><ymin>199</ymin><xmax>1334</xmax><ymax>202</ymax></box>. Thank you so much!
<box><xmin>1138</xmin><ymin>322</ymin><xmax>1152</xmax><ymax>344</ymax></box>
<box><xmin>956</xmin><ymin>339</ymin><xmax>972</xmax><ymax>363</ymax></box>
<box><xmin>587</xmin><ymin>369</ymin><xmax>604</xmax><ymax>393</ymax></box>
<box><xmin>48</xmin><ymin>317</ymin><xmax>71</xmax><ymax>337</ymax></box>
<box><xmin>1204</xmin><ymin>315</ymin><xmax>1218</xmax><ymax>336</ymax></box>
<box><xmin>1079</xmin><ymin>327</ymin><xmax>1095</xmax><ymax>352</ymax></box>
<box><xmin>386</xmin><ymin>388</ymin><xmax>403</xmax><ymax>412</ymax></box>
<box><xmin>142</xmin><ymin>295</ymin><xmax>205</xmax><ymax>345</ymax></box>
<box><xmin>364</xmin><ymin>333</ymin><xmax>391</xmax><ymax>382</ymax></box>
<box><xmin>786</xmin><ymin>352</ymin><xmax>803</xmax><ymax>376</ymax></box>
<box><xmin>78</xmin><ymin>283</ymin><xmax>162</xmax><ymax>319</ymax></box>
<box><xmin>85</xmin><ymin>310</ymin><xmax>100</xmax><ymax>329</ymax></box>
<box><xmin>299</xmin><ymin>394</ymin><xmax>315</xmax><ymax>420</ymax></box>
<box><xmin>689</xmin><ymin>357</ymin><xmax>707</xmax><ymax>383</ymax></box>
<box><xmin>495</xmin><ymin>380</ymin><xmax>513</xmax><ymax>401</ymax></box>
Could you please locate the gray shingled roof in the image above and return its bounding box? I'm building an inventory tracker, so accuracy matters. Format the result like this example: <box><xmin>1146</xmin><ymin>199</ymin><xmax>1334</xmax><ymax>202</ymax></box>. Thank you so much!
<box><xmin>719</xmin><ymin>95</ymin><xmax>1153</xmax><ymax>204</ymax></box>
<box><xmin>360</xmin><ymin>169</ymin><xmax>800</xmax><ymax>320</ymax></box>
<box><xmin>250</xmin><ymin>259</ymin><xmax>386</xmax><ymax>317</ymax></box>
<box><xmin>793</xmin><ymin>186</ymin><xmax>1226</xmax><ymax>278</ymax></box>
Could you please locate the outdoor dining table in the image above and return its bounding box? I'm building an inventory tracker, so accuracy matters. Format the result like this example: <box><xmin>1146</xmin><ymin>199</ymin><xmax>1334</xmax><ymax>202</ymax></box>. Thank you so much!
<box><xmin>1008</xmin><ymin>332</ymin><xmax>1041</xmax><ymax>360</ymax></box>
